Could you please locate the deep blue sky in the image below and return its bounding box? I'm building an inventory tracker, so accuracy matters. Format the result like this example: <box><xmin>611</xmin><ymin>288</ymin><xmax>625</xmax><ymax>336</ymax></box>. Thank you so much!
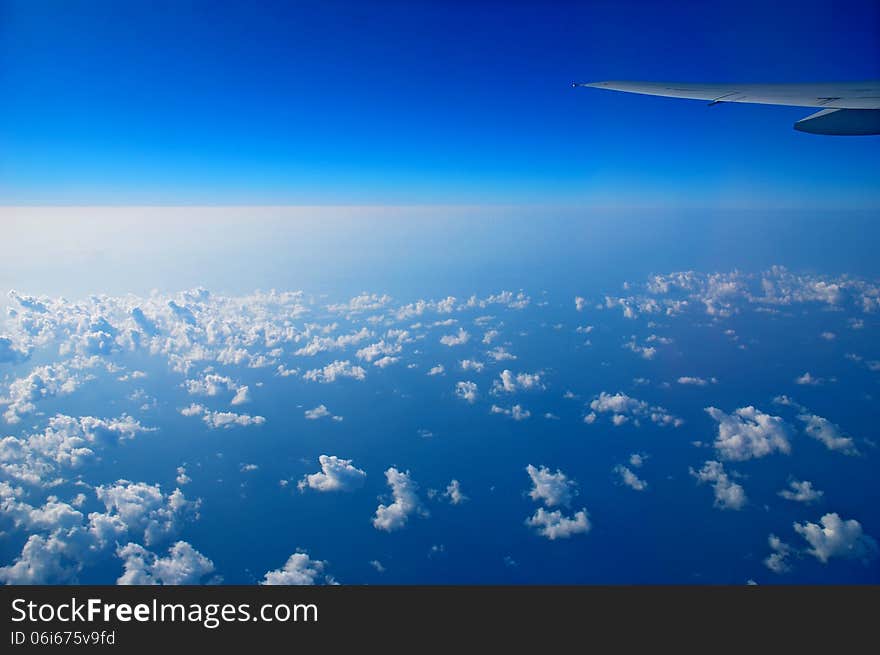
<box><xmin>1</xmin><ymin>0</ymin><xmax>878</xmax><ymax>206</ymax></box>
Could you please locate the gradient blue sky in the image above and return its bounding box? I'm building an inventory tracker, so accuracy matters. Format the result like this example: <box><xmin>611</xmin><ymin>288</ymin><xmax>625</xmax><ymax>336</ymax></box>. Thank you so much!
<box><xmin>1</xmin><ymin>0</ymin><xmax>878</xmax><ymax>206</ymax></box>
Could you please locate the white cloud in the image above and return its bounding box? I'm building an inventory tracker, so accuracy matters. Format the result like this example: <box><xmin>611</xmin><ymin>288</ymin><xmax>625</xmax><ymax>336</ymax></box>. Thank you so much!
<box><xmin>525</xmin><ymin>508</ymin><xmax>590</xmax><ymax>539</ymax></box>
<box><xmin>117</xmin><ymin>541</ymin><xmax>215</xmax><ymax>585</ymax></box>
<box><xmin>1</xmin><ymin>363</ymin><xmax>84</xmax><ymax>424</ymax></box>
<box><xmin>95</xmin><ymin>480</ymin><xmax>199</xmax><ymax>546</ymax></box>
<box><xmin>182</xmin><ymin>404</ymin><xmax>266</xmax><ymax>430</ymax></box>
<box><xmin>0</xmin><ymin>336</ymin><xmax>28</xmax><ymax>364</ymax></box>
<box><xmin>327</xmin><ymin>293</ymin><xmax>391</xmax><ymax>314</ymax></box>
<box><xmin>795</xmin><ymin>372</ymin><xmax>824</xmax><ymax>386</ymax></box>
<box><xmin>440</xmin><ymin>328</ymin><xmax>470</xmax><ymax>347</ymax></box>
<box><xmin>0</xmin><ymin>480</ymin><xmax>199</xmax><ymax>583</ymax></box>
<box><xmin>794</xmin><ymin>513</ymin><xmax>878</xmax><ymax>563</ymax></box>
<box><xmin>0</xmin><ymin>413</ymin><xmax>155</xmax><ymax>486</ymax></box>
<box><xmin>797</xmin><ymin>414</ymin><xmax>859</xmax><ymax>455</ymax></box>
<box><xmin>261</xmin><ymin>551</ymin><xmax>336</xmax><ymax>585</ymax></box>
<box><xmin>372</xmin><ymin>468</ymin><xmax>426</xmax><ymax>532</ymax></box>
<box><xmin>526</xmin><ymin>464</ymin><xmax>577</xmax><ymax>507</ymax></box>
<box><xmin>298</xmin><ymin>455</ymin><xmax>366</xmax><ymax>493</ymax></box>
<box><xmin>613</xmin><ymin>465</ymin><xmax>647</xmax><ymax>491</ymax></box>
<box><xmin>184</xmin><ymin>373</ymin><xmax>239</xmax><ymax>397</ymax></box>
<box><xmin>482</xmin><ymin>329</ymin><xmax>500</xmax><ymax>344</ymax></box>
<box><xmin>303</xmin><ymin>405</ymin><xmax>342</xmax><ymax>421</ymax></box>
<box><xmin>444</xmin><ymin>479</ymin><xmax>467</xmax><ymax>505</ymax></box>
<box><xmin>427</xmin><ymin>364</ymin><xmax>445</xmax><ymax>376</ymax></box>
<box><xmin>460</xmin><ymin>359</ymin><xmax>485</xmax><ymax>372</ymax></box>
<box><xmin>690</xmin><ymin>460</ymin><xmax>747</xmax><ymax>510</ymax></box>
<box><xmin>763</xmin><ymin>535</ymin><xmax>794</xmax><ymax>574</ymax></box>
<box><xmin>706</xmin><ymin>406</ymin><xmax>791</xmax><ymax>461</ymax></box>
<box><xmin>179</xmin><ymin>403</ymin><xmax>206</xmax><ymax>417</ymax></box>
<box><xmin>230</xmin><ymin>386</ymin><xmax>251</xmax><ymax>406</ymax></box>
<box><xmin>623</xmin><ymin>338</ymin><xmax>656</xmax><ymax>360</ymax></box>
<box><xmin>455</xmin><ymin>381</ymin><xmax>478</xmax><ymax>403</ymax></box>
<box><xmin>486</xmin><ymin>347</ymin><xmax>516</xmax><ymax>361</ymax></box>
<box><xmin>490</xmin><ymin>404</ymin><xmax>531</xmax><ymax>420</ymax></box>
<box><xmin>493</xmin><ymin>370</ymin><xmax>545</xmax><ymax>394</ymax></box>
<box><xmin>677</xmin><ymin>376</ymin><xmax>717</xmax><ymax>386</ymax></box>
<box><xmin>176</xmin><ymin>466</ymin><xmax>191</xmax><ymax>486</ymax></box>
<box><xmin>356</xmin><ymin>340</ymin><xmax>402</xmax><ymax>363</ymax></box>
<box><xmin>303</xmin><ymin>360</ymin><xmax>366</xmax><ymax>383</ymax></box>
<box><xmin>294</xmin><ymin>328</ymin><xmax>372</xmax><ymax>357</ymax></box>
<box><xmin>588</xmin><ymin>392</ymin><xmax>682</xmax><ymax>428</ymax></box>
<box><xmin>574</xmin><ymin>296</ymin><xmax>587</xmax><ymax>311</ymax></box>
<box><xmin>778</xmin><ymin>479</ymin><xmax>823</xmax><ymax>503</ymax></box>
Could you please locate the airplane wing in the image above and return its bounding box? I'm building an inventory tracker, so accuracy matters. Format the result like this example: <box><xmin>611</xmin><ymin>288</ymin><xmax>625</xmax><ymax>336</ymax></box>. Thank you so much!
<box><xmin>575</xmin><ymin>81</ymin><xmax>880</xmax><ymax>135</ymax></box>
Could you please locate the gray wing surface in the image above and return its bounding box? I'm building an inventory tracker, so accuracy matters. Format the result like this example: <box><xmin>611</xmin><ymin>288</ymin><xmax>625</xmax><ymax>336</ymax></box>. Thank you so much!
<box><xmin>575</xmin><ymin>81</ymin><xmax>880</xmax><ymax>134</ymax></box>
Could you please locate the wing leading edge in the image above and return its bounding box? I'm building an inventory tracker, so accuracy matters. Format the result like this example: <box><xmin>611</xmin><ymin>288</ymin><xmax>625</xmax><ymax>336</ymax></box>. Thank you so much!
<box><xmin>576</xmin><ymin>80</ymin><xmax>880</xmax><ymax>135</ymax></box>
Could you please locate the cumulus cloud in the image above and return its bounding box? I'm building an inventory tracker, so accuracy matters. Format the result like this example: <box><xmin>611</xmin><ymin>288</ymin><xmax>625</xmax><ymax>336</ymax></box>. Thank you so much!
<box><xmin>526</xmin><ymin>464</ymin><xmax>577</xmax><ymax>507</ymax></box>
<box><xmin>794</xmin><ymin>513</ymin><xmax>878</xmax><ymax>564</ymax></box>
<box><xmin>588</xmin><ymin>392</ymin><xmax>682</xmax><ymax>428</ymax></box>
<box><xmin>623</xmin><ymin>338</ymin><xmax>657</xmax><ymax>360</ymax></box>
<box><xmin>176</xmin><ymin>466</ymin><xmax>191</xmax><ymax>486</ymax></box>
<box><xmin>303</xmin><ymin>360</ymin><xmax>366</xmax><ymax>383</ymax></box>
<box><xmin>439</xmin><ymin>328</ymin><xmax>470</xmax><ymax>347</ymax></box>
<box><xmin>460</xmin><ymin>359</ymin><xmax>485</xmax><ymax>372</ymax></box>
<box><xmin>294</xmin><ymin>328</ymin><xmax>372</xmax><ymax>357</ymax></box>
<box><xmin>491</xmin><ymin>404</ymin><xmax>531</xmax><ymax>420</ymax></box>
<box><xmin>795</xmin><ymin>372</ymin><xmax>824</xmax><ymax>386</ymax></box>
<box><xmin>0</xmin><ymin>414</ymin><xmax>154</xmax><ymax>487</ymax></box>
<box><xmin>525</xmin><ymin>508</ymin><xmax>590</xmax><ymax>539</ymax></box>
<box><xmin>455</xmin><ymin>381</ymin><xmax>478</xmax><ymax>403</ymax></box>
<box><xmin>95</xmin><ymin>480</ymin><xmax>199</xmax><ymax>546</ymax></box>
<box><xmin>427</xmin><ymin>364</ymin><xmax>445</xmax><ymax>376</ymax></box>
<box><xmin>298</xmin><ymin>455</ymin><xmax>366</xmax><ymax>493</ymax></box>
<box><xmin>0</xmin><ymin>481</ymin><xmax>199</xmax><ymax>583</ymax></box>
<box><xmin>261</xmin><ymin>552</ymin><xmax>336</xmax><ymax>585</ymax></box>
<box><xmin>117</xmin><ymin>541</ymin><xmax>216</xmax><ymax>585</ymax></box>
<box><xmin>690</xmin><ymin>460</ymin><xmax>747</xmax><ymax>510</ymax></box>
<box><xmin>613</xmin><ymin>465</ymin><xmax>647</xmax><ymax>491</ymax></box>
<box><xmin>486</xmin><ymin>347</ymin><xmax>516</xmax><ymax>362</ymax></box>
<box><xmin>356</xmin><ymin>340</ymin><xmax>402</xmax><ymax>363</ymax></box>
<box><xmin>304</xmin><ymin>405</ymin><xmax>342</xmax><ymax>421</ymax></box>
<box><xmin>443</xmin><ymin>479</ymin><xmax>467</xmax><ymax>505</ymax></box>
<box><xmin>492</xmin><ymin>370</ymin><xmax>545</xmax><ymax>394</ymax></box>
<box><xmin>797</xmin><ymin>414</ymin><xmax>859</xmax><ymax>455</ymax></box>
<box><xmin>677</xmin><ymin>376</ymin><xmax>717</xmax><ymax>386</ymax></box>
<box><xmin>372</xmin><ymin>468</ymin><xmax>426</xmax><ymax>532</ymax></box>
<box><xmin>778</xmin><ymin>479</ymin><xmax>823</xmax><ymax>503</ymax></box>
<box><xmin>230</xmin><ymin>386</ymin><xmax>251</xmax><ymax>405</ymax></box>
<box><xmin>706</xmin><ymin>406</ymin><xmax>791</xmax><ymax>461</ymax></box>
<box><xmin>327</xmin><ymin>293</ymin><xmax>391</xmax><ymax>314</ymax></box>
<box><xmin>0</xmin><ymin>336</ymin><xmax>28</xmax><ymax>364</ymax></box>
<box><xmin>184</xmin><ymin>373</ymin><xmax>239</xmax><ymax>398</ymax></box>
<box><xmin>764</xmin><ymin>535</ymin><xmax>794</xmax><ymax>574</ymax></box>
<box><xmin>179</xmin><ymin>403</ymin><xmax>266</xmax><ymax>429</ymax></box>
<box><xmin>1</xmin><ymin>363</ymin><xmax>84</xmax><ymax>424</ymax></box>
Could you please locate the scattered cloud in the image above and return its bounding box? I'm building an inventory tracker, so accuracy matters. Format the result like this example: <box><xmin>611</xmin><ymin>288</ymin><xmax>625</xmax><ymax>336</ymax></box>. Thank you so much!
<box><xmin>778</xmin><ymin>479</ymin><xmax>823</xmax><ymax>504</ymax></box>
<box><xmin>690</xmin><ymin>460</ymin><xmax>747</xmax><ymax>510</ymax></box>
<box><xmin>261</xmin><ymin>551</ymin><xmax>336</xmax><ymax>585</ymax></box>
<box><xmin>298</xmin><ymin>455</ymin><xmax>366</xmax><ymax>493</ymax></box>
<box><xmin>706</xmin><ymin>406</ymin><xmax>791</xmax><ymax>461</ymax></box>
<box><xmin>117</xmin><ymin>541</ymin><xmax>216</xmax><ymax>585</ymax></box>
<box><xmin>794</xmin><ymin>513</ymin><xmax>878</xmax><ymax>564</ymax></box>
<box><xmin>372</xmin><ymin>468</ymin><xmax>426</xmax><ymax>532</ymax></box>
